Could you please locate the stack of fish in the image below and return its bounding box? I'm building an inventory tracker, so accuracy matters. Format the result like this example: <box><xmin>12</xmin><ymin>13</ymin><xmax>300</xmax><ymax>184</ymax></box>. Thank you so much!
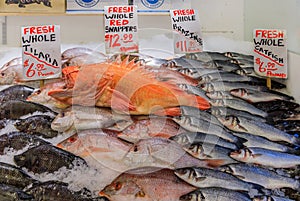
<box><xmin>0</xmin><ymin>47</ymin><xmax>299</xmax><ymax>201</ymax></box>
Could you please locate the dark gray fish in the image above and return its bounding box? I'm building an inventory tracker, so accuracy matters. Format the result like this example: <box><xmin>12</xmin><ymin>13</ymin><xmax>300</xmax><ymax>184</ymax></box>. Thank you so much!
<box><xmin>14</xmin><ymin>144</ymin><xmax>86</xmax><ymax>174</ymax></box>
<box><xmin>14</xmin><ymin>115</ymin><xmax>58</xmax><ymax>138</ymax></box>
<box><xmin>188</xmin><ymin>52</ymin><xmax>230</xmax><ymax>62</ymax></box>
<box><xmin>177</xmin><ymin>84</ymin><xmax>211</xmax><ymax>103</ymax></box>
<box><xmin>0</xmin><ymin>183</ymin><xmax>33</xmax><ymax>201</ymax></box>
<box><xmin>253</xmin><ymin>100</ymin><xmax>300</xmax><ymax>113</ymax></box>
<box><xmin>0</xmin><ymin>120</ymin><xmax>9</xmax><ymax>130</ymax></box>
<box><xmin>200</xmin><ymin>81</ymin><xmax>268</xmax><ymax>93</ymax></box>
<box><xmin>274</xmin><ymin>120</ymin><xmax>300</xmax><ymax>133</ymax></box>
<box><xmin>170</xmin><ymin>131</ymin><xmax>240</xmax><ymax>150</ymax></box>
<box><xmin>0</xmin><ymin>85</ymin><xmax>35</xmax><ymax>104</ymax></box>
<box><xmin>224</xmin><ymin>52</ymin><xmax>254</xmax><ymax>61</ymax></box>
<box><xmin>0</xmin><ymin>100</ymin><xmax>56</xmax><ymax>120</ymax></box>
<box><xmin>26</xmin><ymin>180</ymin><xmax>106</xmax><ymax>201</ymax></box>
<box><xmin>253</xmin><ymin>195</ymin><xmax>295</xmax><ymax>201</ymax></box>
<box><xmin>210</xmin><ymin>106</ymin><xmax>266</xmax><ymax>123</ymax></box>
<box><xmin>0</xmin><ymin>162</ymin><xmax>37</xmax><ymax>188</ymax></box>
<box><xmin>180</xmin><ymin>187</ymin><xmax>251</xmax><ymax>201</ymax></box>
<box><xmin>0</xmin><ymin>132</ymin><xmax>50</xmax><ymax>155</ymax></box>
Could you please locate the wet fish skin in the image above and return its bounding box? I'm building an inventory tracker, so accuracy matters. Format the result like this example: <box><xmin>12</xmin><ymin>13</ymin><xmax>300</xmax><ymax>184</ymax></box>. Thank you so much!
<box><xmin>189</xmin><ymin>51</ymin><xmax>230</xmax><ymax>62</ymax></box>
<box><xmin>177</xmin><ymin>84</ymin><xmax>211</xmax><ymax>103</ymax></box>
<box><xmin>0</xmin><ymin>119</ymin><xmax>9</xmax><ymax>130</ymax></box>
<box><xmin>253</xmin><ymin>100</ymin><xmax>300</xmax><ymax>113</ymax></box>
<box><xmin>206</xmin><ymin>91</ymin><xmax>236</xmax><ymax>99</ymax></box>
<box><xmin>0</xmin><ymin>85</ymin><xmax>35</xmax><ymax>104</ymax></box>
<box><xmin>63</xmin><ymin>53</ymin><xmax>107</xmax><ymax>68</ymax></box>
<box><xmin>0</xmin><ymin>100</ymin><xmax>57</xmax><ymax>120</ymax></box>
<box><xmin>200</xmin><ymin>81</ymin><xmax>268</xmax><ymax>93</ymax></box>
<box><xmin>0</xmin><ymin>183</ymin><xmax>33</xmax><ymax>201</ymax></box>
<box><xmin>14</xmin><ymin>144</ymin><xmax>86</xmax><ymax>174</ymax></box>
<box><xmin>217</xmin><ymin>115</ymin><xmax>300</xmax><ymax>146</ymax></box>
<box><xmin>0</xmin><ymin>162</ymin><xmax>37</xmax><ymax>188</ymax></box>
<box><xmin>0</xmin><ymin>132</ymin><xmax>50</xmax><ymax>155</ymax></box>
<box><xmin>175</xmin><ymin>68</ymin><xmax>220</xmax><ymax>79</ymax></box>
<box><xmin>165</xmin><ymin>57</ymin><xmax>214</xmax><ymax>69</ymax></box>
<box><xmin>174</xmin><ymin>167</ymin><xmax>262</xmax><ymax>192</ymax></box>
<box><xmin>219</xmin><ymin>163</ymin><xmax>300</xmax><ymax>190</ymax></box>
<box><xmin>253</xmin><ymin>195</ymin><xmax>295</xmax><ymax>201</ymax></box>
<box><xmin>14</xmin><ymin>115</ymin><xmax>58</xmax><ymax>138</ymax></box>
<box><xmin>179</xmin><ymin>187</ymin><xmax>251</xmax><ymax>201</ymax></box>
<box><xmin>170</xmin><ymin>131</ymin><xmax>240</xmax><ymax>150</ymax></box>
<box><xmin>230</xmin><ymin>147</ymin><xmax>300</xmax><ymax>168</ymax></box>
<box><xmin>224</xmin><ymin>52</ymin><xmax>254</xmax><ymax>61</ymax></box>
<box><xmin>198</xmin><ymin>72</ymin><xmax>252</xmax><ymax>84</ymax></box>
<box><xmin>213</xmin><ymin>60</ymin><xmax>242</xmax><ymax>71</ymax></box>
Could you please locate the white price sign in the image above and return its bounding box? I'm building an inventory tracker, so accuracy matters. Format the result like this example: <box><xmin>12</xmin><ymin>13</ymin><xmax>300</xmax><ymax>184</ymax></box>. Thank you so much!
<box><xmin>21</xmin><ymin>25</ymin><xmax>61</xmax><ymax>81</ymax></box>
<box><xmin>104</xmin><ymin>5</ymin><xmax>138</xmax><ymax>54</ymax></box>
<box><xmin>253</xmin><ymin>29</ymin><xmax>287</xmax><ymax>78</ymax></box>
<box><xmin>170</xmin><ymin>9</ymin><xmax>203</xmax><ymax>54</ymax></box>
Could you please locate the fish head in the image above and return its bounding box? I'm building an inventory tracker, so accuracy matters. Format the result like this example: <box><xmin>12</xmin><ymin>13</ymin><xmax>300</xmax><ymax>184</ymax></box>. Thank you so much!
<box><xmin>51</xmin><ymin>110</ymin><xmax>74</xmax><ymax>132</ymax></box>
<box><xmin>230</xmin><ymin>148</ymin><xmax>252</xmax><ymax>162</ymax></box>
<box><xmin>57</xmin><ymin>134</ymin><xmax>81</xmax><ymax>153</ymax></box>
<box><xmin>230</xmin><ymin>88</ymin><xmax>248</xmax><ymax>97</ymax></box>
<box><xmin>169</xmin><ymin>134</ymin><xmax>190</xmax><ymax>146</ymax></box>
<box><xmin>14</xmin><ymin>119</ymin><xmax>27</xmax><ymax>130</ymax></box>
<box><xmin>14</xmin><ymin>151</ymin><xmax>38</xmax><ymax>168</ymax></box>
<box><xmin>200</xmin><ymin>83</ymin><xmax>214</xmax><ymax>93</ymax></box>
<box><xmin>185</xmin><ymin>144</ymin><xmax>207</xmax><ymax>159</ymax></box>
<box><xmin>174</xmin><ymin>168</ymin><xmax>198</xmax><ymax>181</ymax></box>
<box><xmin>217</xmin><ymin>115</ymin><xmax>239</xmax><ymax>129</ymax></box>
<box><xmin>217</xmin><ymin>165</ymin><xmax>234</xmax><ymax>174</ymax></box>
<box><xmin>180</xmin><ymin>190</ymin><xmax>204</xmax><ymax>201</ymax></box>
<box><xmin>0</xmin><ymin>69</ymin><xmax>16</xmax><ymax>84</ymax></box>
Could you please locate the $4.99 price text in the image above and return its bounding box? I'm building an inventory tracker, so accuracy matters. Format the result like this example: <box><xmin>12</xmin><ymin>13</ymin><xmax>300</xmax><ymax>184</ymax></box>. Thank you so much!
<box><xmin>105</xmin><ymin>33</ymin><xmax>133</xmax><ymax>48</ymax></box>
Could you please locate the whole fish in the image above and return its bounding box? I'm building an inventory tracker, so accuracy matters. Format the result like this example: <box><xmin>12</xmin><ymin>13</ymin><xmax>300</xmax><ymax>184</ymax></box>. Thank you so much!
<box><xmin>0</xmin><ymin>64</ymin><xmax>23</xmax><ymax>85</ymax></box>
<box><xmin>224</xmin><ymin>52</ymin><xmax>254</xmax><ymax>61</ymax></box>
<box><xmin>0</xmin><ymin>132</ymin><xmax>50</xmax><ymax>155</ymax></box>
<box><xmin>51</xmin><ymin>106</ymin><xmax>131</xmax><ymax>133</ymax></box>
<box><xmin>1</xmin><ymin>57</ymin><xmax>22</xmax><ymax>69</ymax></box>
<box><xmin>26</xmin><ymin>180</ymin><xmax>107</xmax><ymax>201</ymax></box>
<box><xmin>217</xmin><ymin>115</ymin><xmax>300</xmax><ymax>146</ymax></box>
<box><xmin>14</xmin><ymin>144</ymin><xmax>87</xmax><ymax>174</ymax></box>
<box><xmin>170</xmin><ymin>131</ymin><xmax>240</xmax><ymax>150</ymax></box>
<box><xmin>230</xmin><ymin>88</ymin><xmax>293</xmax><ymax>103</ymax></box>
<box><xmin>180</xmin><ymin>187</ymin><xmax>251</xmax><ymax>201</ymax></box>
<box><xmin>0</xmin><ymin>162</ymin><xmax>37</xmax><ymax>188</ymax></box>
<box><xmin>200</xmin><ymin>81</ymin><xmax>268</xmax><ymax>93</ymax></box>
<box><xmin>177</xmin><ymin>84</ymin><xmax>210</xmax><ymax>103</ymax></box>
<box><xmin>0</xmin><ymin>100</ymin><xmax>57</xmax><ymax>120</ymax></box>
<box><xmin>232</xmin><ymin>132</ymin><xmax>294</xmax><ymax>153</ymax></box>
<box><xmin>230</xmin><ymin>147</ymin><xmax>300</xmax><ymax>168</ymax></box>
<box><xmin>210</xmin><ymin>99</ymin><xmax>268</xmax><ymax>118</ymax></box>
<box><xmin>0</xmin><ymin>85</ymin><xmax>35</xmax><ymax>103</ymax></box>
<box><xmin>253</xmin><ymin>100</ymin><xmax>299</xmax><ymax>113</ymax></box>
<box><xmin>100</xmin><ymin>169</ymin><xmax>197</xmax><ymax>201</ymax></box>
<box><xmin>0</xmin><ymin>183</ymin><xmax>33</xmax><ymax>201</ymax></box>
<box><xmin>174</xmin><ymin>167</ymin><xmax>262</xmax><ymax>192</ymax></box>
<box><xmin>253</xmin><ymin>195</ymin><xmax>295</xmax><ymax>201</ymax></box>
<box><xmin>188</xmin><ymin>52</ymin><xmax>230</xmax><ymax>62</ymax></box>
<box><xmin>14</xmin><ymin>115</ymin><xmax>58</xmax><ymax>138</ymax></box>
<box><xmin>172</xmin><ymin>115</ymin><xmax>242</xmax><ymax>144</ymax></box>
<box><xmin>219</xmin><ymin>163</ymin><xmax>300</xmax><ymax>190</ymax></box>
<box><xmin>183</xmin><ymin>143</ymin><xmax>238</xmax><ymax>167</ymax></box>
<box><xmin>210</xmin><ymin>106</ymin><xmax>266</xmax><ymax>122</ymax></box>
<box><xmin>61</xmin><ymin>47</ymin><xmax>104</xmax><ymax>60</ymax></box>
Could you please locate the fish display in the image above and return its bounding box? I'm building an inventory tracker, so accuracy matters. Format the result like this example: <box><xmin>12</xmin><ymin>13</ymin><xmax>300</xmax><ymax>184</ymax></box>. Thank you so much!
<box><xmin>0</xmin><ymin>47</ymin><xmax>300</xmax><ymax>201</ymax></box>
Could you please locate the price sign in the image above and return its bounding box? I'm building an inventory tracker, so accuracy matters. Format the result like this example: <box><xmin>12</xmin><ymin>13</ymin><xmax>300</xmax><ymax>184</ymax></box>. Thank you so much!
<box><xmin>170</xmin><ymin>9</ymin><xmax>203</xmax><ymax>54</ymax></box>
<box><xmin>104</xmin><ymin>5</ymin><xmax>138</xmax><ymax>54</ymax></box>
<box><xmin>21</xmin><ymin>25</ymin><xmax>61</xmax><ymax>81</ymax></box>
<box><xmin>253</xmin><ymin>29</ymin><xmax>287</xmax><ymax>78</ymax></box>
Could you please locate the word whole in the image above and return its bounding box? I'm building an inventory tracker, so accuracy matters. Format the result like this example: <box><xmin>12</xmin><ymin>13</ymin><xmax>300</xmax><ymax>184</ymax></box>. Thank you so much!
<box><xmin>21</xmin><ymin>25</ymin><xmax>61</xmax><ymax>80</ymax></box>
<box><xmin>104</xmin><ymin>6</ymin><xmax>138</xmax><ymax>54</ymax></box>
<box><xmin>253</xmin><ymin>29</ymin><xmax>287</xmax><ymax>78</ymax></box>
<box><xmin>171</xmin><ymin>9</ymin><xmax>203</xmax><ymax>54</ymax></box>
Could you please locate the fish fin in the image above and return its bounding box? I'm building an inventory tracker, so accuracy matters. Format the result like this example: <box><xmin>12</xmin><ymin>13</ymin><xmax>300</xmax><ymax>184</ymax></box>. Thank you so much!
<box><xmin>153</xmin><ymin>107</ymin><xmax>181</xmax><ymax>117</ymax></box>
<box><xmin>109</xmin><ymin>88</ymin><xmax>136</xmax><ymax>112</ymax></box>
<box><xmin>205</xmin><ymin>159</ymin><xmax>226</xmax><ymax>168</ymax></box>
<box><xmin>238</xmin><ymin>124</ymin><xmax>248</xmax><ymax>132</ymax></box>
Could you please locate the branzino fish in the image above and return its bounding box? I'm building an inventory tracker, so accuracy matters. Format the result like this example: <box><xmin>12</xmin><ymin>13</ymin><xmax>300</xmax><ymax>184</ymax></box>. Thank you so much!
<box><xmin>217</xmin><ymin>115</ymin><xmax>300</xmax><ymax>146</ymax></box>
<box><xmin>0</xmin><ymin>85</ymin><xmax>35</xmax><ymax>104</ymax></box>
<box><xmin>164</xmin><ymin>57</ymin><xmax>216</xmax><ymax>69</ymax></box>
<box><xmin>174</xmin><ymin>167</ymin><xmax>262</xmax><ymax>192</ymax></box>
<box><xmin>224</xmin><ymin>52</ymin><xmax>254</xmax><ymax>61</ymax></box>
<box><xmin>230</xmin><ymin>147</ymin><xmax>300</xmax><ymax>168</ymax></box>
<box><xmin>219</xmin><ymin>163</ymin><xmax>300</xmax><ymax>190</ymax></box>
<box><xmin>14</xmin><ymin>115</ymin><xmax>58</xmax><ymax>138</ymax></box>
<box><xmin>14</xmin><ymin>144</ymin><xmax>87</xmax><ymax>174</ymax></box>
<box><xmin>180</xmin><ymin>187</ymin><xmax>251</xmax><ymax>201</ymax></box>
<box><xmin>188</xmin><ymin>51</ymin><xmax>231</xmax><ymax>62</ymax></box>
<box><xmin>0</xmin><ymin>100</ymin><xmax>57</xmax><ymax>120</ymax></box>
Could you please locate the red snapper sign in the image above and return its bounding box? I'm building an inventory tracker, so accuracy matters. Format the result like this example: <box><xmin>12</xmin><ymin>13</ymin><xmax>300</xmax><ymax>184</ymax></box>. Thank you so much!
<box><xmin>21</xmin><ymin>25</ymin><xmax>61</xmax><ymax>81</ymax></box>
<box><xmin>253</xmin><ymin>29</ymin><xmax>287</xmax><ymax>78</ymax></box>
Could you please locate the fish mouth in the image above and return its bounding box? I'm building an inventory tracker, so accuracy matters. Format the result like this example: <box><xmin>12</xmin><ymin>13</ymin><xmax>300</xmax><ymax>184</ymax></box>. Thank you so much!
<box><xmin>98</xmin><ymin>191</ymin><xmax>111</xmax><ymax>200</ymax></box>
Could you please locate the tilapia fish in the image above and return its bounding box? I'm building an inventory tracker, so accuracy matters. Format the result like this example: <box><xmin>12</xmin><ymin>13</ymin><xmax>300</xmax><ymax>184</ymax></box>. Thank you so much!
<box><xmin>0</xmin><ymin>183</ymin><xmax>33</xmax><ymax>201</ymax></box>
<box><xmin>26</xmin><ymin>180</ymin><xmax>107</xmax><ymax>201</ymax></box>
<box><xmin>0</xmin><ymin>64</ymin><xmax>23</xmax><ymax>84</ymax></box>
<box><xmin>0</xmin><ymin>132</ymin><xmax>50</xmax><ymax>155</ymax></box>
<box><xmin>174</xmin><ymin>167</ymin><xmax>262</xmax><ymax>192</ymax></box>
<box><xmin>1</xmin><ymin>57</ymin><xmax>22</xmax><ymax>69</ymax></box>
<box><xmin>48</xmin><ymin>58</ymin><xmax>210</xmax><ymax>114</ymax></box>
<box><xmin>180</xmin><ymin>187</ymin><xmax>251</xmax><ymax>201</ymax></box>
<box><xmin>0</xmin><ymin>162</ymin><xmax>37</xmax><ymax>188</ymax></box>
<box><xmin>230</xmin><ymin>147</ymin><xmax>300</xmax><ymax>168</ymax></box>
<box><xmin>0</xmin><ymin>85</ymin><xmax>35</xmax><ymax>104</ymax></box>
<box><xmin>14</xmin><ymin>144</ymin><xmax>86</xmax><ymax>174</ymax></box>
<box><xmin>219</xmin><ymin>163</ymin><xmax>300</xmax><ymax>190</ymax></box>
<box><xmin>218</xmin><ymin>115</ymin><xmax>300</xmax><ymax>146</ymax></box>
<box><xmin>14</xmin><ymin>115</ymin><xmax>58</xmax><ymax>138</ymax></box>
<box><xmin>0</xmin><ymin>100</ymin><xmax>57</xmax><ymax>120</ymax></box>
<box><xmin>100</xmin><ymin>169</ymin><xmax>197</xmax><ymax>201</ymax></box>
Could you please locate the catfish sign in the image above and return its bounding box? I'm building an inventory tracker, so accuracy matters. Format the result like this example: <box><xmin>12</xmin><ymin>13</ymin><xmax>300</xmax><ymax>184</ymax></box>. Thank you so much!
<box><xmin>253</xmin><ymin>29</ymin><xmax>287</xmax><ymax>78</ymax></box>
<box><xmin>21</xmin><ymin>25</ymin><xmax>61</xmax><ymax>81</ymax></box>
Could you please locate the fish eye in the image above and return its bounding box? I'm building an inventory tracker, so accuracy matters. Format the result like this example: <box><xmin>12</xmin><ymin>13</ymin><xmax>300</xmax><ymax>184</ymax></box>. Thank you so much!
<box><xmin>68</xmin><ymin>136</ymin><xmax>78</xmax><ymax>143</ymax></box>
<box><xmin>114</xmin><ymin>182</ymin><xmax>122</xmax><ymax>190</ymax></box>
<box><xmin>1</xmin><ymin>73</ymin><xmax>5</xmax><ymax>76</ymax></box>
<box><xmin>133</xmin><ymin>145</ymin><xmax>138</xmax><ymax>152</ymax></box>
<box><xmin>200</xmin><ymin>84</ymin><xmax>205</xmax><ymax>88</ymax></box>
<box><xmin>35</xmin><ymin>90</ymin><xmax>41</xmax><ymax>95</ymax></box>
<box><xmin>61</xmin><ymin>112</ymin><xmax>65</xmax><ymax>117</ymax></box>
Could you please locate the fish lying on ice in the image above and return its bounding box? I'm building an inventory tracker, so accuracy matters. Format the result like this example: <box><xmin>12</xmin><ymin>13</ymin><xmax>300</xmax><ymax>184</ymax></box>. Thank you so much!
<box><xmin>0</xmin><ymin>85</ymin><xmax>35</xmax><ymax>104</ymax></box>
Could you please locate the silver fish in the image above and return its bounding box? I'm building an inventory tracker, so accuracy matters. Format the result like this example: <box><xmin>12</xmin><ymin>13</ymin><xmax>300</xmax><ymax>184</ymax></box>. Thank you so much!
<box><xmin>175</xmin><ymin>167</ymin><xmax>262</xmax><ymax>192</ymax></box>
<box><xmin>200</xmin><ymin>81</ymin><xmax>267</xmax><ymax>93</ymax></box>
<box><xmin>224</xmin><ymin>52</ymin><xmax>254</xmax><ymax>61</ymax></box>
<box><xmin>253</xmin><ymin>195</ymin><xmax>295</xmax><ymax>201</ymax></box>
<box><xmin>231</xmin><ymin>59</ymin><xmax>254</xmax><ymax>68</ymax></box>
<box><xmin>213</xmin><ymin>60</ymin><xmax>242</xmax><ymax>71</ymax></box>
<box><xmin>180</xmin><ymin>187</ymin><xmax>251</xmax><ymax>201</ymax></box>
<box><xmin>189</xmin><ymin>52</ymin><xmax>230</xmax><ymax>62</ymax></box>
<box><xmin>206</xmin><ymin>91</ymin><xmax>236</xmax><ymax>99</ymax></box>
<box><xmin>178</xmin><ymin>84</ymin><xmax>211</xmax><ymax>103</ymax></box>
<box><xmin>175</xmin><ymin>68</ymin><xmax>220</xmax><ymax>79</ymax></box>
<box><xmin>198</xmin><ymin>72</ymin><xmax>253</xmax><ymax>84</ymax></box>
<box><xmin>230</xmin><ymin>88</ymin><xmax>293</xmax><ymax>103</ymax></box>
<box><xmin>217</xmin><ymin>115</ymin><xmax>300</xmax><ymax>146</ymax></box>
<box><xmin>230</xmin><ymin>147</ymin><xmax>300</xmax><ymax>168</ymax></box>
<box><xmin>210</xmin><ymin>99</ymin><xmax>268</xmax><ymax>118</ymax></box>
<box><xmin>165</xmin><ymin>57</ymin><xmax>215</xmax><ymax>69</ymax></box>
<box><xmin>170</xmin><ymin>131</ymin><xmax>240</xmax><ymax>150</ymax></box>
<box><xmin>172</xmin><ymin>115</ymin><xmax>241</xmax><ymax>144</ymax></box>
<box><xmin>219</xmin><ymin>163</ymin><xmax>300</xmax><ymax>190</ymax></box>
